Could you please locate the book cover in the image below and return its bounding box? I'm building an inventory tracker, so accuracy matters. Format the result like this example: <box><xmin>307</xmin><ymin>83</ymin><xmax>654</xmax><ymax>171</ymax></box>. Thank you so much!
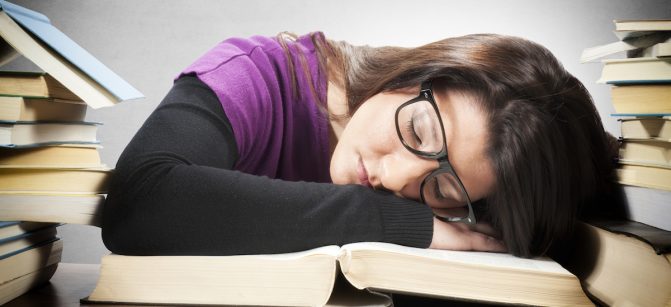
<box><xmin>0</xmin><ymin>240</ymin><xmax>61</xmax><ymax>305</ymax></box>
<box><xmin>561</xmin><ymin>222</ymin><xmax>671</xmax><ymax>306</ymax></box>
<box><xmin>598</xmin><ymin>57</ymin><xmax>671</xmax><ymax>84</ymax></box>
<box><xmin>0</xmin><ymin>0</ymin><xmax>143</xmax><ymax>102</ymax></box>
<box><xmin>0</xmin><ymin>1</ymin><xmax>142</xmax><ymax>108</ymax></box>
<box><xmin>0</xmin><ymin>121</ymin><xmax>100</xmax><ymax>148</ymax></box>
<box><xmin>619</xmin><ymin>185</ymin><xmax>671</xmax><ymax>231</ymax></box>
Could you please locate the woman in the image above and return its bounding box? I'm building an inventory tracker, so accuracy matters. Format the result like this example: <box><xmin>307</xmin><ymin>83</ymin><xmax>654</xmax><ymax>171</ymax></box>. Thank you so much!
<box><xmin>102</xmin><ymin>32</ymin><xmax>616</xmax><ymax>258</ymax></box>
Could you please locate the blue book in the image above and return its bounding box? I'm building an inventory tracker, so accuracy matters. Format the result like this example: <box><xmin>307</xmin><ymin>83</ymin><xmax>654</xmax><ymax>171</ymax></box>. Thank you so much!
<box><xmin>0</xmin><ymin>221</ymin><xmax>53</xmax><ymax>240</ymax></box>
<box><xmin>0</xmin><ymin>1</ymin><xmax>143</xmax><ymax>108</ymax></box>
<box><xmin>0</xmin><ymin>221</ymin><xmax>18</xmax><ymax>229</ymax></box>
<box><xmin>0</xmin><ymin>225</ymin><xmax>57</xmax><ymax>260</ymax></box>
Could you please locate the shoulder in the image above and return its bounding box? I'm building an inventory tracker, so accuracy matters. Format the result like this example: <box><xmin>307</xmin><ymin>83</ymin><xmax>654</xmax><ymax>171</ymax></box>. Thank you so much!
<box><xmin>178</xmin><ymin>35</ymin><xmax>282</xmax><ymax>77</ymax></box>
<box><xmin>179</xmin><ymin>32</ymin><xmax>324</xmax><ymax>77</ymax></box>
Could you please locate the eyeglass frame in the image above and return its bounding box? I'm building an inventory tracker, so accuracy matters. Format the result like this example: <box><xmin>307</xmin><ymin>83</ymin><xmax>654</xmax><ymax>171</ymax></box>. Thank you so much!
<box><xmin>393</xmin><ymin>81</ymin><xmax>477</xmax><ymax>225</ymax></box>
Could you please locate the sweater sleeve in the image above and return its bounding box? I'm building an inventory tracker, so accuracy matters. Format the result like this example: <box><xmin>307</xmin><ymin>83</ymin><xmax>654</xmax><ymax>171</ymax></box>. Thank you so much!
<box><xmin>102</xmin><ymin>76</ymin><xmax>434</xmax><ymax>256</ymax></box>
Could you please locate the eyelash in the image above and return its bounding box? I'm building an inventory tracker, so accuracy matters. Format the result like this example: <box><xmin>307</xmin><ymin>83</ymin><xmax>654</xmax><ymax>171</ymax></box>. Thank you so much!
<box><xmin>433</xmin><ymin>179</ymin><xmax>445</xmax><ymax>200</ymax></box>
<box><xmin>405</xmin><ymin>120</ymin><xmax>421</xmax><ymax>145</ymax></box>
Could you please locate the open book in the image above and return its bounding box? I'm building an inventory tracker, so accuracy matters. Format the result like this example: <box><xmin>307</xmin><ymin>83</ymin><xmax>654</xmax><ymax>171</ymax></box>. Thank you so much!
<box><xmin>85</xmin><ymin>242</ymin><xmax>592</xmax><ymax>306</ymax></box>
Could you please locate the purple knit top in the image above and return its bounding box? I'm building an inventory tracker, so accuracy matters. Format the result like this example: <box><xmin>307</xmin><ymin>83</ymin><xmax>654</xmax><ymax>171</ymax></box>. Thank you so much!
<box><xmin>179</xmin><ymin>33</ymin><xmax>331</xmax><ymax>183</ymax></box>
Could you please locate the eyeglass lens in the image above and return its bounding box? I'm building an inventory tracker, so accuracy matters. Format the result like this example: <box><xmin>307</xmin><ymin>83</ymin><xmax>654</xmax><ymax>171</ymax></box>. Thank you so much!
<box><xmin>398</xmin><ymin>98</ymin><xmax>471</xmax><ymax>220</ymax></box>
<box><xmin>396</xmin><ymin>99</ymin><xmax>443</xmax><ymax>155</ymax></box>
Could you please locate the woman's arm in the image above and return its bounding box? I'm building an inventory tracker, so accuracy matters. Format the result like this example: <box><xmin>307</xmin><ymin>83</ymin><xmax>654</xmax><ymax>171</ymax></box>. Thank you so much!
<box><xmin>101</xmin><ymin>76</ymin><xmax>434</xmax><ymax>256</ymax></box>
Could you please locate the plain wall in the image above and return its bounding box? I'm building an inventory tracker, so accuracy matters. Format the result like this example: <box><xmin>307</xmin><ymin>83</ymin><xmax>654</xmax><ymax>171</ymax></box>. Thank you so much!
<box><xmin>6</xmin><ymin>0</ymin><xmax>671</xmax><ymax>263</ymax></box>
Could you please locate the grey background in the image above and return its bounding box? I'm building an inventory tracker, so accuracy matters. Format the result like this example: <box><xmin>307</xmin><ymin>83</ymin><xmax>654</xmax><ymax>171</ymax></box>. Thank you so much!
<box><xmin>5</xmin><ymin>0</ymin><xmax>671</xmax><ymax>264</ymax></box>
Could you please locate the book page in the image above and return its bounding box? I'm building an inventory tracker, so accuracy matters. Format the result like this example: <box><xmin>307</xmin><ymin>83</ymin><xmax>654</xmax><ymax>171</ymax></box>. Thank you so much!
<box><xmin>341</xmin><ymin>242</ymin><xmax>570</xmax><ymax>275</ymax></box>
<box><xmin>221</xmin><ymin>245</ymin><xmax>341</xmax><ymax>261</ymax></box>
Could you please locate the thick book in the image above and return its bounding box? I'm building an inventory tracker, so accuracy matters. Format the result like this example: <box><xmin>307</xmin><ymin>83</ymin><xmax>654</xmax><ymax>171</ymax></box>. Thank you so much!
<box><xmin>617</xmin><ymin>163</ymin><xmax>671</xmax><ymax>191</ymax></box>
<box><xmin>0</xmin><ymin>145</ymin><xmax>102</xmax><ymax>168</ymax></box>
<box><xmin>580</xmin><ymin>32</ymin><xmax>671</xmax><ymax>63</ymax></box>
<box><xmin>0</xmin><ymin>121</ymin><xmax>100</xmax><ymax>148</ymax></box>
<box><xmin>561</xmin><ymin>222</ymin><xmax>671</xmax><ymax>306</ymax></box>
<box><xmin>614</xmin><ymin>19</ymin><xmax>671</xmax><ymax>40</ymax></box>
<box><xmin>638</xmin><ymin>41</ymin><xmax>671</xmax><ymax>58</ymax></box>
<box><xmin>0</xmin><ymin>238</ymin><xmax>61</xmax><ymax>282</ymax></box>
<box><xmin>611</xmin><ymin>84</ymin><xmax>671</xmax><ymax>114</ymax></box>
<box><xmin>0</xmin><ymin>167</ymin><xmax>111</xmax><ymax>194</ymax></box>
<box><xmin>598</xmin><ymin>57</ymin><xmax>671</xmax><ymax>84</ymax></box>
<box><xmin>619</xmin><ymin>139</ymin><xmax>671</xmax><ymax>168</ymax></box>
<box><xmin>0</xmin><ymin>221</ymin><xmax>51</xmax><ymax>239</ymax></box>
<box><xmin>0</xmin><ymin>0</ymin><xmax>143</xmax><ymax>108</ymax></box>
<box><xmin>620</xmin><ymin>185</ymin><xmax>671</xmax><ymax>231</ymax></box>
<box><xmin>0</xmin><ymin>264</ymin><xmax>57</xmax><ymax>305</ymax></box>
<box><xmin>619</xmin><ymin>117</ymin><xmax>671</xmax><ymax>141</ymax></box>
<box><xmin>85</xmin><ymin>242</ymin><xmax>592</xmax><ymax>307</ymax></box>
<box><xmin>0</xmin><ymin>226</ymin><xmax>56</xmax><ymax>256</ymax></box>
<box><xmin>0</xmin><ymin>194</ymin><xmax>104</xmax><ymax>226</ymax></box>
<box><xmin>0</xmin><ymin>95</ymin><xmax>87</xmax><ymax>122</ymax></box>
<box><xmin>0</xmin><ymin>71</ymin><xmax>80</xmax><ymax>100</ymax></box>
<box><xmin>0</xmin><ymin>239</ymin><xmax>62</xmax><ymax>305</ymax></box>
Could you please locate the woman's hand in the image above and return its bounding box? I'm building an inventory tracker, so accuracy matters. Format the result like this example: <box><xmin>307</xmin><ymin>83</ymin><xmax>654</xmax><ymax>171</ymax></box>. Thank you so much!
<box><xmin>429</xmin><ymin>217</ymin><xmax>507</xmax><ymax>252</ymax></box>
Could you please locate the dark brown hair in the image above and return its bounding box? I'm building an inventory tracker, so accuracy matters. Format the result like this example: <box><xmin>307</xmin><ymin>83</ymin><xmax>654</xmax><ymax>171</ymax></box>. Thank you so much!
<box><xmin>282</xmin><ymin>32</ymin><xmax>617</xmax><ymax>257</ymax></box>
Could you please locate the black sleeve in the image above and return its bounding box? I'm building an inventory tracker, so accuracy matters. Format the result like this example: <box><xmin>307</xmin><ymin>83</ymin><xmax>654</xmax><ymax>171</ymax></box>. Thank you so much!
<box><xmin>102</xmin><ymin>76</ymin><xmax>433</xmax><ymax>256</ymax></box>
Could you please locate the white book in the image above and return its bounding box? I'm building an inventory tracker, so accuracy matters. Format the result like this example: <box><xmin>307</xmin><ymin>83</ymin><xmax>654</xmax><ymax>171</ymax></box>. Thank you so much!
<box><xmin>0</xmin><ymin>194</ymin><xmax>104</xmax><ymax>226</ymax></box>
<box><xmin>86</xmin><ymin>242</ymin><xmax>592</xmax><ymax>306</ymax></box>
<box><xmin>0</xmin><ymin>121</ymin><xmax>100</xmax><ymax>148</ymax></box>
<box><xmin>621</xmin><ymin>185</ymin><xmax>671</xmax><ymax>231</ymax></box>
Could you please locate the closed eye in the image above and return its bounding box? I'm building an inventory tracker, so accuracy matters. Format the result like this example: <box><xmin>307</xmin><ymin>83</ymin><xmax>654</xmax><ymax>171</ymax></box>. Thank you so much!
<box><xmin>405</xmin><ymin>120</ymin><xmax>422</xmax><ymax>147</ymax></box>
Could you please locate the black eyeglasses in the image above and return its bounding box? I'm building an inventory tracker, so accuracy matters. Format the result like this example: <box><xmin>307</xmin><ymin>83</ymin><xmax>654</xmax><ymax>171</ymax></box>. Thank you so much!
<box><xmin>394</xmin><ymin>81</ymin><xmax>476</xmax><ymax>224</ymax></box>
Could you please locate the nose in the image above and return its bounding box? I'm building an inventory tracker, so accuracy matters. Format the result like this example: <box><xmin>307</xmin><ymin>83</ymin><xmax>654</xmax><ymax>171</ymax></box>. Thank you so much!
<box><xmin>378</xmin><ymin>150</ymin><xmax>438</xmax><ymax>200</ymax></box>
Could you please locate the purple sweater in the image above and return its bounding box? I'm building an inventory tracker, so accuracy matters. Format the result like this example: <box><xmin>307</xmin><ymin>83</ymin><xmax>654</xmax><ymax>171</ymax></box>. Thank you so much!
<box><xmin>179</xmin><ymin>33</ymin><xmax>330</xmax><ymax>183</ymax></box>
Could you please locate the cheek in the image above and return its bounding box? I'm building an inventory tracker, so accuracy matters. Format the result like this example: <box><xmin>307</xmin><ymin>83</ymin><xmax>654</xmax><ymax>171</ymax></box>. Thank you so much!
<box><xmin>352</xmin><ymin>103</ymin><xmax>398</xmax><ymax>152</ymax></box>
<box><xmin>329</xmin><ymin>141</ymin><xmax>351</xmax><ymax>184</ymax></box>
<box><xmin>329</xmin><ymin>103</ymin><xmax>393</xmax><ymax>183</ymax></box>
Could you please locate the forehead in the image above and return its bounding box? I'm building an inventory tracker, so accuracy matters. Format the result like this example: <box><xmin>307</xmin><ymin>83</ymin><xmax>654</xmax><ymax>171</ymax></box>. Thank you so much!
<box><xmin>433</xmin><ymin>89</ymin><xmax>494</xmax><ymax>200</ymax></box>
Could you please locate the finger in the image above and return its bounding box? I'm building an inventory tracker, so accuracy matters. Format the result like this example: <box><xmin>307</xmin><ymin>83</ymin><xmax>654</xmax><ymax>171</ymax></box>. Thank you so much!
<box><xmin>469</xmin><ymin>223</ymin><xmax>501</xmax><ymax>239</ymax></box>
<box><xmin>468</xmin><ymin>232</ymin><xmax>507</xmax><ymax>253</ymax></box>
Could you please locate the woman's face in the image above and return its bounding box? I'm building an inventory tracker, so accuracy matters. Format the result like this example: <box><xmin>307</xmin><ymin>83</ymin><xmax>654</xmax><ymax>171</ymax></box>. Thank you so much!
<box><xmin>330</xmin><ymin>86</ymin><xmax>495</xmax><ymax>209</ymax></box>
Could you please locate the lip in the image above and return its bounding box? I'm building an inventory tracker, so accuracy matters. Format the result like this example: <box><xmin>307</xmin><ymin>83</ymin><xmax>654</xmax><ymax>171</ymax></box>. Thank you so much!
<box><xmin>357</xmin><ymin>156</ymin><xmax>372</xmax><ymax>188</ymax></box>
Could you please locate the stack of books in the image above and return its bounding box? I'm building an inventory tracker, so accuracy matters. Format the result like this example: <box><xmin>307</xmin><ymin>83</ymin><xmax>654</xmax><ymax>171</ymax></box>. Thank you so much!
<box><xmin>0</xmin><ymin>72</ymin><xmax>107</xmax><ymax>303</ymax></box>
<box><xmin>0</xmin><ymin>221</ymin><xmax>61</xmax><ymax>305</ymax></box>
<box><xmin>0</xmin><ymin>1</ymin><xmax>142</xmax><ymax>304</ymax></box>
<box><xmin>568</xmin><ymin>19</ymin><xmax>671</xmax><ymax>306</ymax></box>
<box><xmin>0</xmin><ymin>71</ymin><xmax>109</xmax><ymax>226</ymax></box>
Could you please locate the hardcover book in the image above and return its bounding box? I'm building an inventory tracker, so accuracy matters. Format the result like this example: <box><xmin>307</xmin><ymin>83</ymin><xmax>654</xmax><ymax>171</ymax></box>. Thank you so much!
<box><xmin>0</xmin><ymin>121</ymin><xmax>100</xmax><ymax>148</ymax></box>
<box><xmin>0</xmin><ymin>194</ymin><xmax>104</xmax><ymax>226</ymax></box>
<box><xmin>561</xmin><ymin>221</ymin><xmax>671</xmax><ymax>306</ymax></box>
<box><xmin>0</xmin><ymin>0</ymin><xmax>143</xmax><ymax>108</ymax></box>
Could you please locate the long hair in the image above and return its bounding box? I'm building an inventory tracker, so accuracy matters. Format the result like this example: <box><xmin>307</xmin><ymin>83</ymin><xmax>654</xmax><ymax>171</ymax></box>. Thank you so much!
<box><xmin>282</xmin><ymin>32</ymin><xmax>617</xmax><ymax>257</ymax></box>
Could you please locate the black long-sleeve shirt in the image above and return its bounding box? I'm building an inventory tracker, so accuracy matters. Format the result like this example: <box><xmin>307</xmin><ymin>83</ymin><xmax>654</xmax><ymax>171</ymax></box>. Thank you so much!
<box><xmin>102</xmin><ymin>76</ymin><xmax>434</xmax><ymax>256</ymax></box>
